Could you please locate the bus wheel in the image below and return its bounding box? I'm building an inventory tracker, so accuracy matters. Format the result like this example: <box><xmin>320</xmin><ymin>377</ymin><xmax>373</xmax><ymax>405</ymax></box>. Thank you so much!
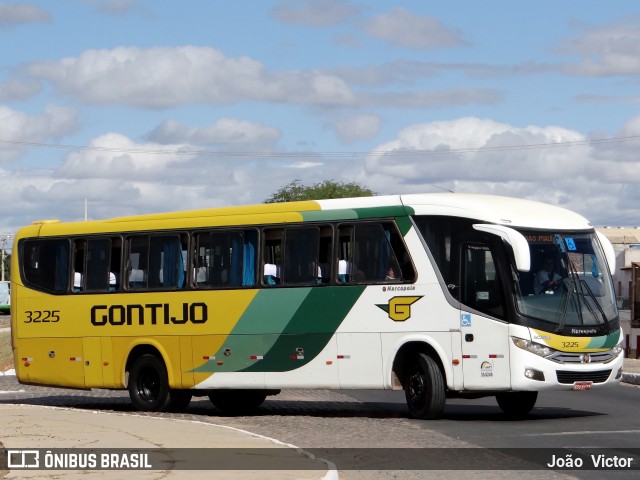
<box><xmin>405</xmin><ymin>353</ymin><xmax>446</xmax><ymax>420</ymax></box>
<box><xmin>496</xmin><ymin>391</ymin><xmax>537</xmax><ymax>418</ymax></box>
<box><xmin>128</xmin><ymin>354</ymin><xmax>170</xmax><ymax>412</ymax></box>
<box><xmin>208</xmin><ymin>390</ymin><xmax>267</xmax><ymax>413</ymax></box>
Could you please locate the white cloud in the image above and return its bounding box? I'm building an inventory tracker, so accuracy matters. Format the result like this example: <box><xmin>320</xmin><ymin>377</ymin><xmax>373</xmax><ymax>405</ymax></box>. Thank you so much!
<box><xmin>361</xmin><ymin>117</ymin><xmax>640</xmax><ymax>225</ymax></box>
<box><xmin>144</xmin><ymin>119</ymin><xmax>281</xmax><ymax>148</ymax></box>
<box><xmin>270</xmin><ymin>0</ymin><xmax>360</xmax><ymax>27</ymax></box>
<box><xmin>56</xmin><ymin>132</ymin><xmax>191</xmax><ymax>179</ymax></box>
<box><xmin>0</xmin><ymin>105</ymin><xmax>79</xmax><ymax>162</ymax></box>
<box><xmin>0</xmin><ymin>128</ymin><xmax>366</xmax><ymax>230</ymax></box>
<box><xmin>27</xmin><ymin>46</ymin><xmax>356</xmax><ymax>108</ymax></box>
<box><xmin>588</xmin><ymin>113</ymin><xmax>640</xmax><ymax>167</ymax></box>
<box><xmin>561</xmin><ymin>16</ymin><xmax>640</xmax><ymax>76</ymax></box>
<box><xmin>0</xmin><ymin>2</ymin><xmax>51</xmax><ymax>27</ymax></box>
<box><xmin>23</xmin><ymin>47</ymin><xmax>508</xmax><ymax>114</ymax></box>
<box><xmin>364</xmin><ymin>7</ymin><xmax>467</xmax><ymax>50</ymax></box>
<box><xmin>81</xmin><ymin>0</ymin><xmax>139</xmax><ymax>16</ymax></box>
<box><xmin>3</xmin><ymin>116</ymin><xmax>640</xmax><ymax>233</ymax></box>
<box><xmin>332</xmin><ymin>113</ymin><xmax>381</xmax><ymax>143</ymax></box>
<box><xmin>0</xmin><ymin>78</ymin><xmax>41</xmax><ymax>101</ymax></box>
<box><xmin>358</xmin><ymin>88</ymin><xmax>502</xmax><ymax>109</ymax></box>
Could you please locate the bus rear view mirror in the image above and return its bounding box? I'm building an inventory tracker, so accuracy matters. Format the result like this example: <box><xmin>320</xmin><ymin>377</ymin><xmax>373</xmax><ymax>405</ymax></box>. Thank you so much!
<box><xmin>473</xmin><ymin>224</ymin><xmax>531</xmax><ymax>272</ymax></box>
<box><xmin>595</xmin><ymin>231</ymin><xmax>616</xmax><ymax>275</ymax></box>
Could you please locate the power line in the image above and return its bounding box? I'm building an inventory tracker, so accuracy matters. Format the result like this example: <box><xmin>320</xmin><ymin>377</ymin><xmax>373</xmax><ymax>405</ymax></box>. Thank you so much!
<box><xmin>0</xmin><ymin>134</ymin><xmax>639</xmax><ymax>159</ymax></box>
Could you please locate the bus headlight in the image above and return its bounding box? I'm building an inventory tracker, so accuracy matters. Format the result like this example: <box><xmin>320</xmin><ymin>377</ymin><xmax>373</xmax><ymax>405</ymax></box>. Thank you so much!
<box><xmin>611</xmin><ymin>343</ymin><xmax>624</xmax><ymax>357</ymax></box>
<box><xmin>511</xmin><ymin>336</ymin><xmax>556</xmax><ymax>358</ymax></box>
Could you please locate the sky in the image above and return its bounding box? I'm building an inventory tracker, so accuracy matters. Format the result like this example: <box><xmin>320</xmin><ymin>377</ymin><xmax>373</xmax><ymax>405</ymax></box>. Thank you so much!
<box><xmin>1</xmin><ymin>0</ymin><xmax>640</xmax><ymax>241</ymax></box>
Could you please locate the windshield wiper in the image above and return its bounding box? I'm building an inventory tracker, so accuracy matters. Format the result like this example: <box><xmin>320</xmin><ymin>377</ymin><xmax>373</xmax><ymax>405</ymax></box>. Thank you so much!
<box><xmin>555</xmin><ymin>253</ymin><xmax>610</xmax><ymax>334</ymax></box>
<box><xmin>577</xmin><ymin>278</ymin><xmax>611</xmax><ymax>334</ymax></box>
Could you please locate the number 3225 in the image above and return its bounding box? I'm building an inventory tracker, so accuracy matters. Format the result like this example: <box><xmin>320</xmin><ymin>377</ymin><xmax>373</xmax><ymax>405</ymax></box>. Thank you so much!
<box><xmin>24</xmin><ymin>310</ymin><xmax>60</xmax><ymax>323</ymax></box>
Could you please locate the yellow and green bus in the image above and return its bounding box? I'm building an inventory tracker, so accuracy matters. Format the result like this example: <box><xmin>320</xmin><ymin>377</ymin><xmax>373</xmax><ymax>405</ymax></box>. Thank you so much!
<box><xmin>10</xmin><ymin>193</ymin><xmax>623</xmax><ymax>418</ymax></box>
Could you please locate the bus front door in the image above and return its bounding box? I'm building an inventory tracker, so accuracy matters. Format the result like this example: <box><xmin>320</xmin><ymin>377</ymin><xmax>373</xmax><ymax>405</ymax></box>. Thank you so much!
<box><xmin>459</xmin><ymin>243</ymin><xmax>511</xmax><ymax>390</ymax></box>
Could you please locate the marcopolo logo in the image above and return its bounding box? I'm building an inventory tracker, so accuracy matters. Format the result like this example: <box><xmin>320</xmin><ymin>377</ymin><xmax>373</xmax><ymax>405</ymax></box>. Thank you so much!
<box><xmin>376</xmin><ymin>296</ymin><xmax>423</xmax><ymax>322</ymax></box>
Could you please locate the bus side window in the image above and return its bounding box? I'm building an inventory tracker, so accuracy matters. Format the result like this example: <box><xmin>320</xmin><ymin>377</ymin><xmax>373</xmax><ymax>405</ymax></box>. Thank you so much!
<box><xmin>461</xmin><ymin>243</ymin><xmax>505</xmax><ymax>319</ymax></box>
<box><xmin>73</xmin><ymin>239</ymin><xmax>86</xmax><ymax>292</ymax></box>
<box><xmin>337</xmin><ymin>222</ymin><xmax>409</xmax><ymax>284</ymax></box>
<box><xmin>21</xmin><ymin>239</ymin><xmax>70</xmax><ymax>293</ymax></box>
<box><xmin>110</xmin><ymin>237</ymin><xmax>122</xmax><ymax>291</ymax></box>
<box><xmin>126</xmin><ymin>235</ymin><xmax>186</xmax><ymax>291</ymax></box>
<box><xmin>318</xmin><ymin>226</ymin><xmax>333</xmax><ymax>284</ymax></box>
<box><xmin>337</xmin><ymin>225</ymin><xmax>353</xmax><ymax>283</ymax></box>
<box><xmin>194</xmin><ymin>230</ymin><xmax>256</xmax><ymax>289</ymax></box>
<box><xmin>126</xmin><ymin>236</ymin><xmax>148</xmax><ymax>289</ymax></box>
<box><xmin>150</xmin><ymin>235</ymin><xmax>184</xmax><ymax>289</ymax></box>
<box><xmin>283</xmin><ymin>227</ymin><xmax>320</xmax><ymax>285</ymax></box>
<box><xmin>414</xmin><ymin>216</ymin><xmax>463</xmax><ymax>299</ymax></box>
<box><xmin>85</xmin><ymin>238</ymin><xmax>113</xmax><ymax>292</ymax></box>
<box><xmin>262</xmin><ymin>229</ymin><xmax>282</xmax><ymax>285</ymax></box>
<box><xmin>262</xmin><ymin>226</ymin><xmax>325</xmax><ymax>286</ymax></box>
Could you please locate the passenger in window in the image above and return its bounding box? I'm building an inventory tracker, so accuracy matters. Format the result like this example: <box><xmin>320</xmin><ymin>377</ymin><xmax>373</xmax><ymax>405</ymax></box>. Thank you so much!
<box><xmin>534</xmin><ymin>258</ymin><xmax>563</xmax><ymax>295</ymax></box>
<box><xmin>385</xmin><ymin>266</ymin><xmax>401</xmax><ymax>282</ymax></box>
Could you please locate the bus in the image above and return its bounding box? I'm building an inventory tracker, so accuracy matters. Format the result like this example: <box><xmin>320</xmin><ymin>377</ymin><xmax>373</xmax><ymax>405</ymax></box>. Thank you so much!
<box><xmin>10</xmin><ymin>193</ymin><xmax>623</xmax><ymax>418</ymax></box>
<box><xmin>0</xmin><ymin>280</ymin><xmax>9</xmax><ymax>314</ymax></box>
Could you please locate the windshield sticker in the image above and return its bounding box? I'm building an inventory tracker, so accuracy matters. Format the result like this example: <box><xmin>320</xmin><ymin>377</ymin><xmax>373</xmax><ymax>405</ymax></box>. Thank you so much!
<box><xmin>565</xmin><ymin>238</ymin><xmax>577</xmax><ymax>251</ymax></box>
<box><xmin>524</xmin><ymin>234</ymin><xmax>555</xmax><ymax>243</ymax></box>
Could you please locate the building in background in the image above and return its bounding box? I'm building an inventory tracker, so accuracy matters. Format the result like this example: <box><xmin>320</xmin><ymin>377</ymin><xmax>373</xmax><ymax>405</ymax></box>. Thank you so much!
<box><xmin>597</xmin><ymin>227</ymin><xmax>640</xmax><ymax>358</ymax></box>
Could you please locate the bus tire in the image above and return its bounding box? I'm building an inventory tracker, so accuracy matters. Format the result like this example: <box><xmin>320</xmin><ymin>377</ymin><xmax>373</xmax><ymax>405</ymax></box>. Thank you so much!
<box><xmin>128</xmin><ymin>354</ymin><xmax>171</xmax><ymax>412</ymax></box>
<box><xmin>405</xmin><ymin>353</ymin><xmax>446</xmax><ymax>420</ymax></box>
<box><xmin>496</xmin><ymin>391</ymin><xmax>537</xmax><ymax>418</ymax></box>
<box><xmin>168</xmin><ymin>390</ymin><xmax>193</xmax><ymax>412</ymax></box>
<box><xmin>208</xmin><ymin>390</ymin><xmax>267</xmax><ymax>413</ymax></box>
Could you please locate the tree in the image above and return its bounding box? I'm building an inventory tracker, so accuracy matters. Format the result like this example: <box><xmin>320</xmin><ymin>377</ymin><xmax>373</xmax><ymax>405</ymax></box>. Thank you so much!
<box><xmin>264</xmin><ymin>179</ymin><xmax>375</xmax><ymax>203</ymax></box>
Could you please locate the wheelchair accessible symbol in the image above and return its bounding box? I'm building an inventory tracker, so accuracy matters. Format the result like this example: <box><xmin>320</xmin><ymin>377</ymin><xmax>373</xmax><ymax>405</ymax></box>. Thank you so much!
<box><xmin>565</xmin><ymin>237</ymin><xmax>577</xmax><ymax>251</ymax></box>
<box><xmin>461</xmin><ymin>313</ymin><xmax>472</xmax><ymax>328</ymax></box>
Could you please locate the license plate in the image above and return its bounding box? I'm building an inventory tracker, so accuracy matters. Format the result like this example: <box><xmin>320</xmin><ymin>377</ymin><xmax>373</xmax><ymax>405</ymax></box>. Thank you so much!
<box><xmin>573</xmin><ymin>381</ymin><xmax>593</xmax><ymax>391</ymax></box>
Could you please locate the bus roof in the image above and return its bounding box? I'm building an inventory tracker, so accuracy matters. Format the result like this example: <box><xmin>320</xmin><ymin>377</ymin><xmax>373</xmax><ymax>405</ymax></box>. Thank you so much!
<box><xmin>16</xmin><ymin>193</ymin><xmax>593</xmax><ymax>238</ymax></box>
<box><xmin>399</xmin><ymin>193</ymin><xmax>592</xmax><ymax>230</ymax></box>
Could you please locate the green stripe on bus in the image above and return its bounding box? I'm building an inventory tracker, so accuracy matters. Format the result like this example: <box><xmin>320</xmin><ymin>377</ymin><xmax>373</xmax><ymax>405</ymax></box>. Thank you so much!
<box><xmin>191</xmin><ymin>286</ymin><xmax>365</xmax><ymax>373</ymax></box>
<box><xmin>242</xmin><ymin>285</ymin><xmax>366</xmax><ymax>372</ymax></box>
<box><xmin>394</xmin><ymin>216</ymin><xmax>414</xmax><ymax>237</ymax></box>
<box><xmin>232</xmin><ymin>288</ymin><xmax>312</xmax><ymax>335</ymax></box>
<box><xmin>301</xmin><ymin>210</ymin><xmax>359</xmax><ymax>222</ymax></box>
<box><xmin>587</xmin><ymin>331</ymin><xmax>620</xmax><ymax>350</ymax></box>
<box><xmin>351</xmin><ymin>206</ymin><xmax>410</xmax><ymax>219</ymax></box>
<box><xmin>301</xmin><ymin>206</ymin><xmax>411</xmax><ymax>223</ymax></box>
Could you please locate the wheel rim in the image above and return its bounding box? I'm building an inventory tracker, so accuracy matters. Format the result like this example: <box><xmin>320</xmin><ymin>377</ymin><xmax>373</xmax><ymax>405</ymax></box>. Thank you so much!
<box><xmin>408</xmin><ymin>370</ymin><xmax>426</xmax><ymax>409</ymax></box>
<box><xmin>138</xmin><ymin>367</ymin><xmax>161</xmax><ymax>402</ymax></box>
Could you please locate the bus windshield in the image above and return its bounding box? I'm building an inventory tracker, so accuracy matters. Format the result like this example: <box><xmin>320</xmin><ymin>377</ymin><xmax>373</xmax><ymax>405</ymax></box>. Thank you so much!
<box><xmin>515</xmin><ymin>231</ymin><xmax>618</xmax><ymax>332</ymax></box>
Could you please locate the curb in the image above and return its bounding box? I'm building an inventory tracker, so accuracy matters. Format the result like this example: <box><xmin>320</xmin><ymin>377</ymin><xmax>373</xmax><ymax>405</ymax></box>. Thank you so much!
<box><xmin>622</xmin><ymin>372</ymin><xmax>640</xmax><ymax>386</ymax></box>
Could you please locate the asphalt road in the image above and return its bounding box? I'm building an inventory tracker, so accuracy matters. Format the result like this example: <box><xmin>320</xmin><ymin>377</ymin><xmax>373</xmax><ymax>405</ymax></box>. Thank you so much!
<box><xmin>342</xmin><ymin>384</ymin><xmax>640</xmax><ymax>446</ymax></box>
<box><xmin>1</xmin><ymin>376</ymin><xmax>639</xmax><ymax>479</ymax></box>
